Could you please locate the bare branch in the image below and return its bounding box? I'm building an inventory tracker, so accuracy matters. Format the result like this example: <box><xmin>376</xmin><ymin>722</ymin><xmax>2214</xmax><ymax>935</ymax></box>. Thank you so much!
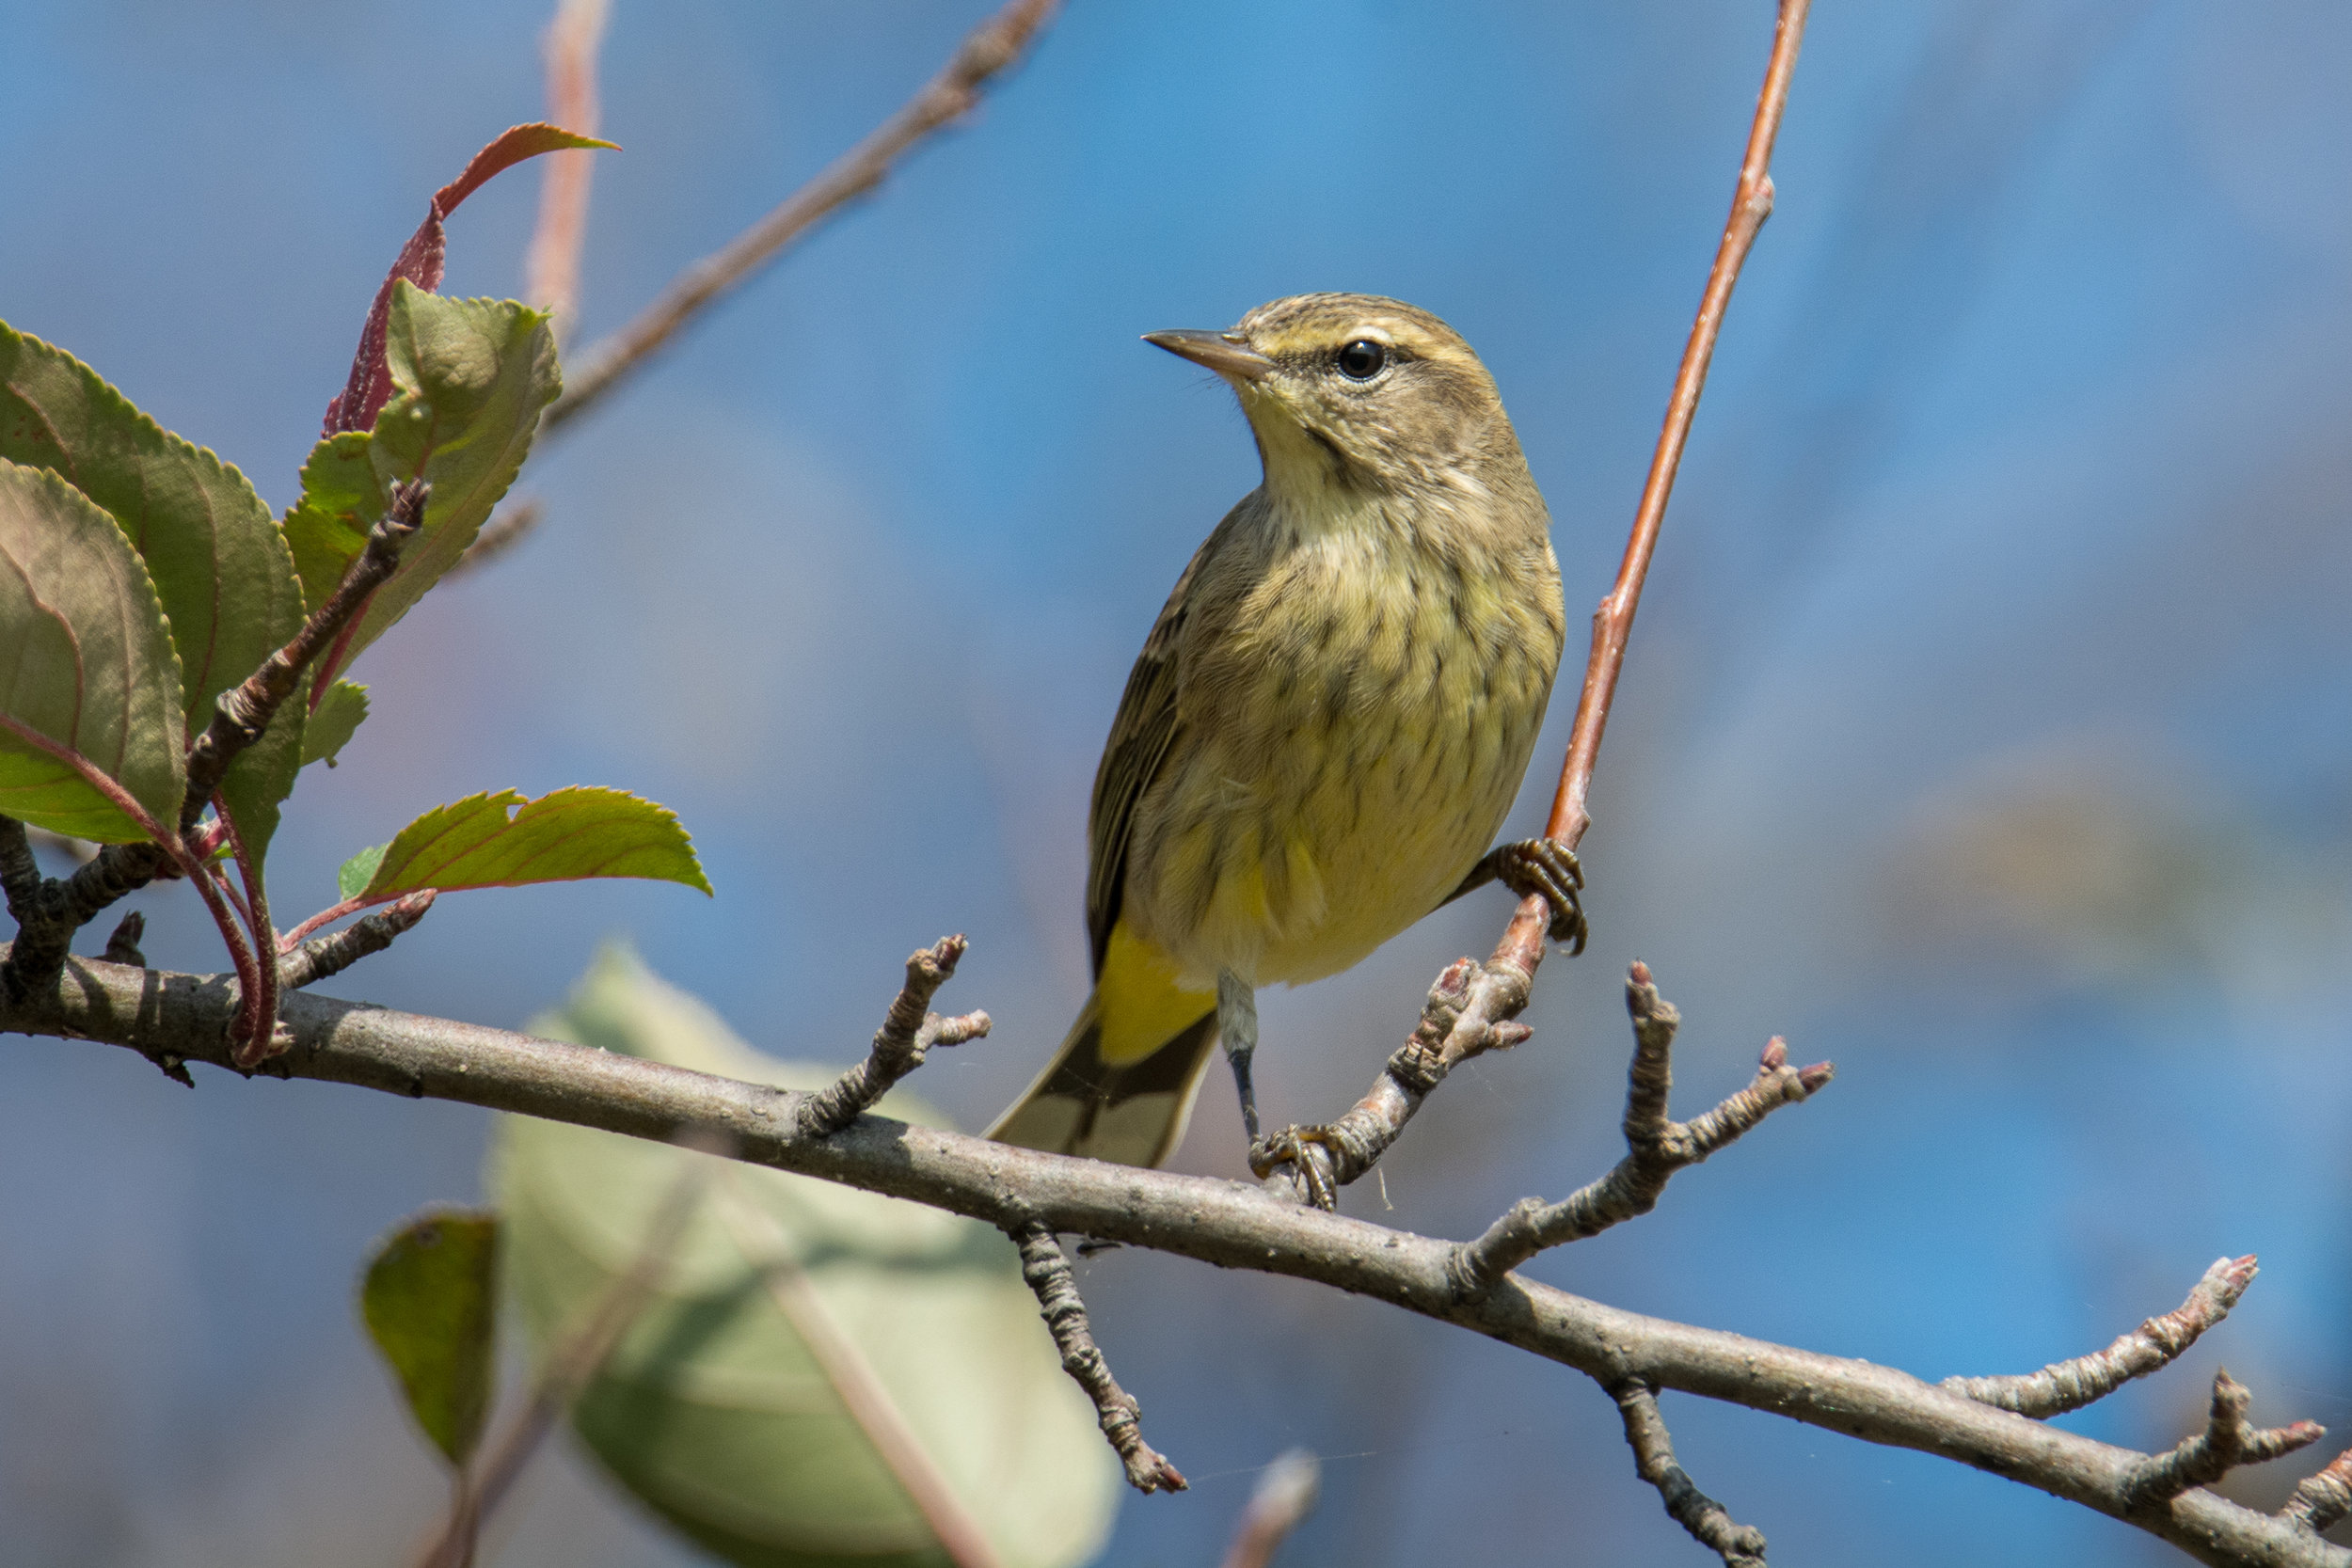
<box><xmin>1614</xmin><ymin>1379</ymin><xmax>1767</xmax><ymax>1566</ymax></box>
<box><xmin>1251</xmin><ymin>934</ymin><xmax>1539</xmax><ymax>1207</ymax></box>
<box><xmin>1946</xmin><ymin>1256</ymin><xmax>2259</xmax><ymax>1418</ymax></box>
<box><xmin>14</xmin><ymin>953</ymin><xmax>2352</xmax><ymax>1566</ymax></box>
<box><xmin>796</xmin><ymin>935</ymin><xmax>990</xmax><ymax>1137</ymax></box>
<box><xmin>2284</xmin><ymin>1449</ymin><xmax>2352</xmax><ymax>1535</ymax></box>
<box><xmin>1009</xmin><ymin>1221</ymin><xmax>1185</xmax><ymax>1495</ymax></box>
<box><xmin>543</xmin><ymin>0</ymin><xmax>1060</xmax><ymax>435</ymax></box>
<box><xmin>1218</xmin><ymin>1449</ymin><xmax>1320</xmax><ymax>1568</ymax></box>
<box><xmin>1447</xmin><ymin>963</ymin><xmax>1829</xmax><ymax>1299</ymax></box>
<box><xmin>277</xmin><ymin>890</ymin><xmax>437</xmax><ymax>991</ymax></box>
<box><xmin>2122</xmin><ymin>1369</ymin><xmax>2324</xmax><ymax>1509</ymax></box>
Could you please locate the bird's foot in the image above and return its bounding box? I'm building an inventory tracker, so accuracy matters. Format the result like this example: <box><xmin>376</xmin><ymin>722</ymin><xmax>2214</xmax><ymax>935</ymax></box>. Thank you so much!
<box><xmin>1486</xmin><ymin>837</ymin><xmax>1588</xmax><ymax>952</ymax></box>
<box><xmin>1250</xmin><ymin>1123</ymin><xmax>1345</xmax><ymax>1211</ymax></box>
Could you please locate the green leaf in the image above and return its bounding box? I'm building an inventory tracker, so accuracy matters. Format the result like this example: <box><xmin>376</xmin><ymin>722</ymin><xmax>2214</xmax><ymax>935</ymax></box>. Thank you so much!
<box><xmin>0</xmin><ymin>459</ymin><xmax>186</xmax><ymax>841</ymax></box>
<box><xmin>338</xmin><ymin>841</ymin><xmax>389</xmax><ymax>901</ymax></box>
<box><xmin>359</xmin><ymin>1208</ymin><xmax>501</xmax><ymax>1468</ymax></box>
<box><xmin>492</xmin><ymin>947</ymin><xmax>1119</xmax><ymax>1568</ymax></box>
<box><xmin>284</xmin><ymin>286</ymin><xmax>558</xmax><ymax>682</ymax></box>
<box><xmin>301</xmin><ymin>680</ymin><xmax>369</xmax><ymax>769</ymax></box>
<box><xmin>356</xmin><ymin>787</ymin><xmax>711</xmax><ymax>899</ymax></box>
<box><xmin>0</xmin><ymin>321</ymin><xmax>307</xmax><ymax>864</ymax></box>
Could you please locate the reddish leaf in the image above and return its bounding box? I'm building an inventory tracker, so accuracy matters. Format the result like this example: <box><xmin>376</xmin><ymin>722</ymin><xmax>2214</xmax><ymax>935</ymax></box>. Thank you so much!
<box><xmin>323</xmin><ymin>122</ymin><xmax>616</xmax><ymax>437</ymax></box>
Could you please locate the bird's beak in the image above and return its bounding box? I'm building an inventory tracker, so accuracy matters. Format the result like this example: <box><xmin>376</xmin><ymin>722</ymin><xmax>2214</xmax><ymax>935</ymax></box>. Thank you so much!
<box><xmin>1144</xmin><ymin>329</ymin><xmax>1274</xmax><ymax>384</ymax></box>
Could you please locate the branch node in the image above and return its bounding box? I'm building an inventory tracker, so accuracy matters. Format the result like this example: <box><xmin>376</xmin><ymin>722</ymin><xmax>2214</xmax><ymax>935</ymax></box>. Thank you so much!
<box><xmin>2123</xmin><ymin>1368</ymin><xmax>2323</xmax><ymax>1509</ymax></box>
<box><xmin>797</xmin><ymin>936</ymin><xmax>987</xmax><ymax>1137</ymax></box>
<box><xmin>1009</xmin><ymin>1220</ymin><xmax>1185</xmax><ymax>1495</ymax></box>
<box><xmin>1614</xmin><ymin>1379</ymin><xmax>1767</xmax><ymax>1566</ymax></box>
<box><xmin>102</xmin><ymin>911</ymin><xmax>146</xmax><ymax>967</ymax></box>
<box><xmin>1944</xmin><ymin>1256</ymin><xmax>2258</xmax><ymax>1418</ymax></box>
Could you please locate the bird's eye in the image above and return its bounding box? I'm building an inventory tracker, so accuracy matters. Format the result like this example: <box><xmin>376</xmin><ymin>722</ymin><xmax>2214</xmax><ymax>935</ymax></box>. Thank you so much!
<box><xmin>1335</xmin><ymin>340</ymin><xmax>1387</xmax><ymax>380</ymax></box>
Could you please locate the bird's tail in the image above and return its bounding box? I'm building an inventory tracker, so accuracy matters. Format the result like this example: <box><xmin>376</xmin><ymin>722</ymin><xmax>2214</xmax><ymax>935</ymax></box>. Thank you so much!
<box><xmin>985</xmin><ymin>923</ymin><xmax>1220</xmax><ymax>1168</ymax></box>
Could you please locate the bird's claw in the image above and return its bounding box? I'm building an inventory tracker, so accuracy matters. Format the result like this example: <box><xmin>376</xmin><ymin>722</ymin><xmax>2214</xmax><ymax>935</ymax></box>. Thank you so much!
<box><xmin>1250</xmin><ymin>1124</ymin><xmax>1343</xmax><ymax>1210</ymax></box>
<box><xmin>1493</xmin><ymin>837</ymin><xmax>1588</xmax><ymax>953</ymax></box>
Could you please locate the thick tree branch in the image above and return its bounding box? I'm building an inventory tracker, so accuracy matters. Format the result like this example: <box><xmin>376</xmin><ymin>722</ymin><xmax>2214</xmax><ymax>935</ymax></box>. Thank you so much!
<box><xmin>1009</xmin><ymin>1220</ymin><xmax>1185</xmax><ymax>1494</ymax></box>
<box><xmin>542</xmin><ymin>0</ymin><xmax>1060</xmax><ymax>435</ymax></box>
<box><xmin>1945</xmin><ymin>1256</ymin><xmax>2259</xmax><ymax>1418</ymax></box>
<box><xmin>796</xmin><ymin>934</ymin><xmax>990</xmax><ymax>1137</ymax></box>
<box><xmin>1446</xmin><ymin>963</ymin><xmax>1828</xmax><ymax>1300</ymax></box>
<box><xmin>6</xmin><ymin>947</ymin><xmax>2344</xmax><ymax>1567</ymax></box>
<box><xmin>1615</xmin><ymin>1379</ymin><xmax>1767</xmax><ymax>1566</ymax></box>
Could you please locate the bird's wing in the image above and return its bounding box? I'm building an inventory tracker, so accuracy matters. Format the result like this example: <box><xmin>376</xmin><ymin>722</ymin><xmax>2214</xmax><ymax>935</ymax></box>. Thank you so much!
<box><xmin>1084</xmin><ymin>527</ymin><xmax>1220</xmax><ymax>975</ymax></box>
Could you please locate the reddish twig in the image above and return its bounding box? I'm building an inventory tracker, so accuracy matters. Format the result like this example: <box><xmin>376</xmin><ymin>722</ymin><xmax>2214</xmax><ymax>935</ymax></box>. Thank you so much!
<box><xmin>1218</xmin><ymin>1449</ymin><xmax>1321</xmax><ymax>1568</ymax></box>
<box><xmin>1543</xmin><ymin>0</ymin><xmax>1810</xmax><ymax>857</ymax></box>
<box><xmin>215</xmin><ymin>796</ymin><xmax>282</xmax><ymax>1063</ymax></box>
<box><xmin>2284</xmin><ymin>1448</ymin><xmax>2352</xmax><ymax>1535</ymax></box>
<box><xmin>543</xmin><ymin>0</ymin><xmax>1060</xmax><ymax>434</ymax></box>
<box><xmin>524</xmin><ymin>0</ymin><xmax>610</xmax><ymax>339</ymax></box>
<box><xmin>277</xmin><ymin>890</ymin><xmax>437</xmax><ymax>991</ymax></box>
<box><xmin>1945</xmin><ymin>1256</ymin><xmax>2259</xmax><ymax>1418</ymax></box>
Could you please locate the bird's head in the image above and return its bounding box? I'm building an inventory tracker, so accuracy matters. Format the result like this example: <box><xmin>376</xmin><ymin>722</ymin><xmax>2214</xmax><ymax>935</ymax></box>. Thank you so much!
<box><xmin>1145</xmin><ymin>293</ymin><xmax>1518</xmax><ymax>502</ymax></box>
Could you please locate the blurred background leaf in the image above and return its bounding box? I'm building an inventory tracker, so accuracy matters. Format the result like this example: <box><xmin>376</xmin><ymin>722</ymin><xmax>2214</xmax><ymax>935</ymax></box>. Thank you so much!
<box><xmin>491</xmin><ymin>945</ymin><xmax>1119</xmax><ymax>1568</ymax></box>
<box><xmin>359</xmin><ymin>1208</ymin><xmax>501</xmax><ymax>1469</ymax></box>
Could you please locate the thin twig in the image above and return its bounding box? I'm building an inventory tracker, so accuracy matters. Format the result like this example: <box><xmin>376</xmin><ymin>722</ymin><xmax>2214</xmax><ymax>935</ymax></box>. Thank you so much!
<box><xmin>278</xmin><ymin>890</ymin><xmax>437</xmax><ymax>990</ymax></box>
<box><xmin>1446</xmin><ymin>963</ymin><xmax>1829</xmax><ymax>1300</ymax></box>
<box><xmin>1614</xmin><ymin>1379</ymin><xmax>1768</xmax><ymax>1566</ymax></box>
<box><xmin>216</xmin><ymin>795</ymin><xmax>282</xmax><ymax>1064</ymax></box>
<box><xmin>797</xmin><ymin>935</ymin><xmax>990</xmax><ymax>1137</ymax></box>
<box><xmin>2122</xmin><ymin>1369</ymin><xmax>2324</xmax><ymax>1510</ymax></box>
<box><xmin>1218</xmin><ymin>1449</ymin><xmax>1321</xmax><ymax>1568</ymax></box>
<box><xmin>1251</xmin><ymin>948</ymin><xmax>1536</xmax><ymax>1208</ymax></box>
<box><xmin>444</xmin><ymin>498</ymin><xmax>544</xmax><ymax>580</ymax></box>
<box><xmin>542</xmin><ymin>0</ymin><xmax>1060</xmax><ymax>434</ymax></box>
<box><xmin>412</xmin><ymin>1163</ymin><xmax>706</xmax><ymax>1568</ymax></box>
<box><xmin>524</xmin><ymin>0</ymin><xmax>610</xmax><ymax>339</ymax></box>
<box><xmin>2283</xmin><ymin>1449</ymin><xmax>2352</xmax><ymax>1535</ymax></box>
<box><xmin>1945</xmin><ymin>1256</ymin><xmax>2259</xmax><ymax>1418</ymax></box>
<box><xmin>1009</xmin><ymin>1220</ymin><xmax>1185</xmax><ymax>1495</ymax></box>
<box><xmin>194</xmin><ymin>480</ymin><xmax>430</xmax><ymax>818</ymax></box>
<box><xmin>718</xmin><ymin>1171</ymin><xmax>1005</xmax><ymax>1568</ymax></box>
<box><xmin>1542</xmin><ymin>0</ymin><xmax>1811</xmax><ymax>859</ymax></box>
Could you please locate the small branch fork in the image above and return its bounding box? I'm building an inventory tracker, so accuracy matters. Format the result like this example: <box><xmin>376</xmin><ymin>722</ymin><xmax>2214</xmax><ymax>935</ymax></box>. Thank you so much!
<box><xmin>1009</xmin><ymin>1220</ymin><xmax>1186</xmax><ymax>1495</ymax></box>
<box><xmin>1448</xmin><ymin>963</ymin><xmax>1830</xmax><ymax>1301</ymax></box>
<box><xmin>796</xmin><ymin>935</ymin><xmax>991</xmax><ymax>1138</ymax></box>
<box><xmin>1615</xmin><ymin>1380</ymin><xmax>1768</xmax><ymax>1567</ymax></box>
<box><xmin>2123</xmin><ymin>1370</ymin><xmax>2323</xmax><ymax>1511</ymax></box>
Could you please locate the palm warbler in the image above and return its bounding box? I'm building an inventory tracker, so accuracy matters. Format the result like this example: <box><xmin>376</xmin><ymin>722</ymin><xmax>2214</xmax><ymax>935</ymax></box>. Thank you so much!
<box><xmin>988</xmin><ymin>293</ymin><xmax>1581</xmax><ymax>1170</ymax></box>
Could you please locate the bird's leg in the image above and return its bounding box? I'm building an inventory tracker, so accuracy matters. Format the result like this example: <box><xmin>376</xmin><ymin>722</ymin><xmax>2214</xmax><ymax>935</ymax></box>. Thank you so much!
<box><xmin>1216</xmin><ymin>969</ymin><xmax>1262</xmax><ymax>1142</ymax></box>
<box><xmin>1444</xmin><ymin>837</ymin><xmax>1588</xmax><ymax>952</ymax></box>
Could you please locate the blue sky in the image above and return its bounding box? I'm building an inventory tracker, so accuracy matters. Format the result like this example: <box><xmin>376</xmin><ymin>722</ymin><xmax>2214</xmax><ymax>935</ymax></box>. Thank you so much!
<box><xmin>4</xmin><ymin>2</ymin><xmax>2351</xmax><ymax>1564</ymax></box>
